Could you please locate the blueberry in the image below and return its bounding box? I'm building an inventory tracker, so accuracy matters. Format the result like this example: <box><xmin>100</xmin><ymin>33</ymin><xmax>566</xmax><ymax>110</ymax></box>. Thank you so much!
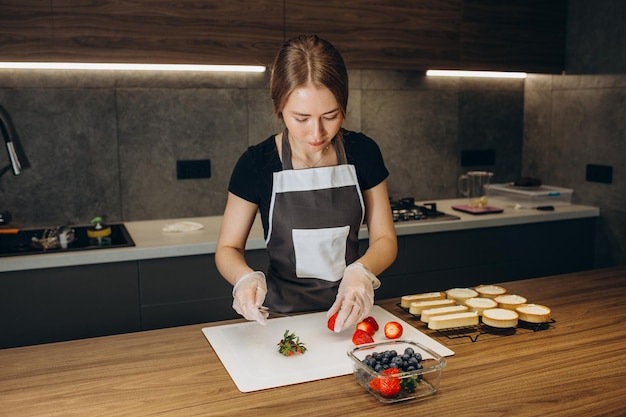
<box><xmin>374</xmin><ymin>364</ymin><xmax>383</xmax><ymax>372</ymax></box>
<box><xmin>404</xmin><ymin>347</ymin><xmax>415</xmax><ymax>355</ymax></box>
<box><xmin>407</xmin><ymin>366</ymin><xmax>416</xmax><ymax>372</ymax></box>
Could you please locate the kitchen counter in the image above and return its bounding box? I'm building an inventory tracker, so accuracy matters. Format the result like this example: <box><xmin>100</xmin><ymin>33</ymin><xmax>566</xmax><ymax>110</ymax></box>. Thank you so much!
<box><xmin>1</xmin><ymin>266</ymin><xmax>624</xmax><ymax>416</ymax></box>
<box><xmin>0</xmin><ymin>198</ymin><xmax>599</xmax><ymax>272</ymax></box>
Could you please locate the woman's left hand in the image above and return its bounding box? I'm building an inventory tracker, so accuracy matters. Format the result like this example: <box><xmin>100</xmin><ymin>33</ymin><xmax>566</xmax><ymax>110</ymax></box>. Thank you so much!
<box><xmin>327</xmin><ymin>263</ymin><xmax>380</xmax><ymax>332</ymax></box>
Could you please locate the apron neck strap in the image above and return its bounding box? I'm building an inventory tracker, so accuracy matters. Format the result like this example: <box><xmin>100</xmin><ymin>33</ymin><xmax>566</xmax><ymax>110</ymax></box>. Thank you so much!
<box><xmin>281</xmin><ymin>128</ymin><xmax>346</xmax><ymax>170</ymax></box>
<box><xmin>281</xmin><ymin>128</ymin><xmax>294</xmax><ymax>170</ymax></box>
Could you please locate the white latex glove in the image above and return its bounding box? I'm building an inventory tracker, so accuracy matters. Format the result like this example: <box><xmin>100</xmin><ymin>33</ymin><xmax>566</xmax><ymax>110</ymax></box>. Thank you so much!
<box><xmin>327</xmin><ymin>262</ymin><xmax>381</xmax><ymax>332</ymax></box>
<box><xmin>232</xmin><ymin>271</ymin><xmax>269</xmax><ymax>325</ymax></box>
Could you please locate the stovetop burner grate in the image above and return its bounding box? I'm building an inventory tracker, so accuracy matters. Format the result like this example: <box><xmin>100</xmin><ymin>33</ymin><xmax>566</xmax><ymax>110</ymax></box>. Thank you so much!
<box><xmin>390</xmin><ymin>198</ymin><xmax>460</xmax><ymax>223</ymax></box>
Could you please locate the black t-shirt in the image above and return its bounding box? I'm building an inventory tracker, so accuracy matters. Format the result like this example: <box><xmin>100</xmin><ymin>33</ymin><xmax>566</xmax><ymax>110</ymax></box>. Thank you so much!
<box><xmin>228</xmin><ymin>129</ymin><xmax>389</xmax><ymax>237</ymax></box>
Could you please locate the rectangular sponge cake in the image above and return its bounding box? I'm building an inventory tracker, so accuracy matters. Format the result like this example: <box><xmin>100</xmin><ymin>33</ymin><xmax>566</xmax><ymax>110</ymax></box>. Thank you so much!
<box><xmin>409</xmin><ymin>299</ymin><xmax>456</xmax><ymax>315</ymax></box>
<box><xmin>420</xmin><ymin>305</ymin><xmax>469</xmax><ymax>323</ymax></box>
<box><xmin>428</xmin><ymin>312</ymin><xmax>479</xmax><ymax>330</ymax></box>
<box><xmin>400</xmin><ymin>292</ymin><xmax>446</xmax><ymax>308</ymax></box>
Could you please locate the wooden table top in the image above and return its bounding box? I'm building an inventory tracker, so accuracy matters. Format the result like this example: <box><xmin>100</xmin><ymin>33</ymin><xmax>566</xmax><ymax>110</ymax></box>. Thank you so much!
<box><xmin>1</xmin><ymin>266</ymin><xmax>625</xmax><ymax>417</ymax></box>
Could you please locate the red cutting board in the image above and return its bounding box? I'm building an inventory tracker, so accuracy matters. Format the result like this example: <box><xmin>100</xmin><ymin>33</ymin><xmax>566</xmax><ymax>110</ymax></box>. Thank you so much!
<box><xmin>202</xmin><ymin>305</ymin><xmax>454</xmax><ymax>392</ymax></box>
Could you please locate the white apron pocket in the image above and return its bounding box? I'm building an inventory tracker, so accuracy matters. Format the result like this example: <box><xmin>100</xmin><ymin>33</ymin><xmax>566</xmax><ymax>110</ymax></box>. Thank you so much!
<box><xmin>292</xmin><ymin>225</ymin><xmax>350</xmax><ymax>281</ymax></box>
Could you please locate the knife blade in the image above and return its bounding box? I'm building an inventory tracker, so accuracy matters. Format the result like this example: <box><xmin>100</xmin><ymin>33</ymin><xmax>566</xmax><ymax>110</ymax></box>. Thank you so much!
<box><xmin>259</xmin><ymin>306</ymin><xmax>292</xmax><ymax>317</ymax></box>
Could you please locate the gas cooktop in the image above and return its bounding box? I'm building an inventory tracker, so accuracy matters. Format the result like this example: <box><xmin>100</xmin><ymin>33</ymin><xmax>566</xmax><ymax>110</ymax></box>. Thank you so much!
<box><xmin>390</xmin><ymin>198</ymin><xmax>460</xmax><ymax>223</ymax></box>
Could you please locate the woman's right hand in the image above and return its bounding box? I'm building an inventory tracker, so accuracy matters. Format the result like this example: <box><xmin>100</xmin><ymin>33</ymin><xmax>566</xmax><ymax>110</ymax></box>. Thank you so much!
<box><xmin>232</xmin><ymin>271</ymin><xmax>269</xmax><ymax>325</ymax></box>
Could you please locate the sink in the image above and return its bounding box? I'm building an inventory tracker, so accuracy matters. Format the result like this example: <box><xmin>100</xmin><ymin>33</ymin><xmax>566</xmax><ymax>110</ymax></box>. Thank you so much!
<box><xmin>0</xmin><ymin>223</ymin><xmax>135</xmax><ymax>257</ymax></box>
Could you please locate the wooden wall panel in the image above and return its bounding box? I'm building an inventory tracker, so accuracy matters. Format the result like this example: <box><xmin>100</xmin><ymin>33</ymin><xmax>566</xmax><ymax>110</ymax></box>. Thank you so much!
<box><xmin>50</xmin><ymin>0</ymin><xmax>284</xmax><ymax>65</ymax></box>
<box><xmin>0</xmin><ymin>0</ymin><xmax>284</xmax><ymax>66</ymax></box>
<box><xmin>0</xmin><ymin>0</ymin><xmax>567</xmax><ymax>72</ymax></box>
<box><xmin>460</xmin><ymin>0</ymin><xmax>567</xmax><ymax>73</ymax></box>
<box><xmin>0</xmin><ymin>0</ymin><xmax>55</xmax><ymax>60</ymax></box>
<box><xmin>285</xmin><ymin>0</ymin><xmax>462</xmax><ymax>70</ymax></box>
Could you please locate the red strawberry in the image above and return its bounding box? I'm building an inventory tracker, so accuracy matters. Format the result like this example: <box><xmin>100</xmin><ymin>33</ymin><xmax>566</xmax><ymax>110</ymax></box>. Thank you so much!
<box><xmin>351</xmin><ymin>329</ymin><xmax>374</xmax><ymax>345</ymax></box>
<box><xmin>369</xmin><ymin>376</ymin><xmax>381</xmax><ymax>391</ymax></box>
<box><xmin>356</xmin><ymin>320</ymin><xmax>375</xmax><ymax>336</ymax></box>
<box><xmin>327</xmin><ymin>312</ymin><xmax>339</xmax><ymax>331</ymax></box>
<box><xmin>363</xmin><ymin>316</ymin><xmax>379</xmax><ymax>332</ymax></box>
<box><xmin>369</xmin><ymin>367</ymin><xmax>401</xmax><ymax>397</ymax></box>
<box><xmin>384</xmin><ymin>321</ymin><xmax>403</xmax><ymax>339</ymax></box>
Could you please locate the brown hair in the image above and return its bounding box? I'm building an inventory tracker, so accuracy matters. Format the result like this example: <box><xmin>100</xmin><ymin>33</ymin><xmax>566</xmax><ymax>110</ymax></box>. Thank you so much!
<box><xmin>270</xmin><ymin>35</ymin><xmax>349</xmax><ymax>120</ymax></box>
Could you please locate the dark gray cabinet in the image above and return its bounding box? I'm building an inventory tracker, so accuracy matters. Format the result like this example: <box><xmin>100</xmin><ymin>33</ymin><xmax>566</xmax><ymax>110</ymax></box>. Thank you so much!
<box><xmin>371</xmin><ymin>218</ymin><xmax>596</xmax><ymax>300</ymax></box>
<box><xmin>0</xmin><ymin>261</ymin><xmax>140</xmax><ymax>349</ymax></box>
<box><xmin>0</xmin><ymin>217</ymin><xmax>595</xmax><ymax>348</ymax></box>
<box><xmin>138</xmin><ymin>250</ymin><xmax>269</xmax><ymax>330</ymax></box>
<box><xmin>139</xmin><ymin>255</ymin><xmax>235</xmax><ymax>330</ymax></box>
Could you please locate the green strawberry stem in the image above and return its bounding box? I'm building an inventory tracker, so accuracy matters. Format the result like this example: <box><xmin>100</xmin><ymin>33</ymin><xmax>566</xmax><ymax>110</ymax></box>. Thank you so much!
<box><xmin>277</xmin><ymin>330</ymin><xmax>307</xmax><ymax>356</ymax></box>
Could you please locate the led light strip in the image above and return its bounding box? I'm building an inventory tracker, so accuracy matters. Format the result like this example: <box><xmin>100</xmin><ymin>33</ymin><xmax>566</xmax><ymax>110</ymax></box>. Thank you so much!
<box><xmin>426</xmin><ymin>70</ymin><xmax>527</xmax><ymax>79</ymax></box>
<box><xmin>0</xmin><ymin>62</ymin><xmax>266</xmax><ymax>73</ymax></box>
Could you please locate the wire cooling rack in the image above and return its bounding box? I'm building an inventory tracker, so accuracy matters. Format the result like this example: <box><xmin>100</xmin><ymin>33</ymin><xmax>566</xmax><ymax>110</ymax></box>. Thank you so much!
<box><xmin>396</xmin><ymin>303</ymin><xmax>555</xmax><ymax>345</ymax></box>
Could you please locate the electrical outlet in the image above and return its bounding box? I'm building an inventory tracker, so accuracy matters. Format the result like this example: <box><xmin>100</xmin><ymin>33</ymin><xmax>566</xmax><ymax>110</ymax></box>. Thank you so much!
<box><xmin>586</xmin><ymin>164</ymin><xmax>612</xmax><ymax>184</ymax></box>
<box><xmin>461</xmin><ymin>149</ymin><xmax>496</xmax><ymax>166</ymax></box>
<box><xmin>177</xmin><ymin>159</ymin><xmax>211</xmax><ymax>180</ymax></box>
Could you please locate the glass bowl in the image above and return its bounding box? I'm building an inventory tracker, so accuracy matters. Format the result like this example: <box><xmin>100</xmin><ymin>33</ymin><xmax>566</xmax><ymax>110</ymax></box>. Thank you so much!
<box><xmin>347</xmin><ymin>339</ymin><xmax>447</xmax><ymax>403</ymax></box>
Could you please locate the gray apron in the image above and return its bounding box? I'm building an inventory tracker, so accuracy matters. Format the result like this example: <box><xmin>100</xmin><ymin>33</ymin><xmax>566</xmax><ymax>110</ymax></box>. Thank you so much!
<box><xmin>263</xmin><ymin>130</ymin><xmax>365</xmax><ymax>313</ymax></box>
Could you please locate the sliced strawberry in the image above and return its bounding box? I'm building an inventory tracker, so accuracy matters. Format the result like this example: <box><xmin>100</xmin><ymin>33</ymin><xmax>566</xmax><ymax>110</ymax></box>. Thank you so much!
<box><xmin>384</xmin><ymin>321</ymin><xmax>403</xmax><ymax>339</ymax></box>
<box><xmin>379</xmin><ymin>377</ymin><xmax>401</xmax><ymax>397</ymax></box>
<box><xmin>356</xmin><ymin>320</ymin><xmax>375</xmax><ymax>336</ymax></box>
<box><xmin>368</xmin><ymin>376</ymin><xmax>381</xmax><ymax>391</ymax></box>
<box><xmin>369</xmin><ymin>367</ymin><xmax>401</xmax><ymax>397</ymax></box>
<box><xmin>327</xmin><ymin>312</ymin><xmax>339</xmax><ymax>331</ymax></box>
<box><xmin>382</xmin><ymin>367</ymin><xmax>400</xmax><ymax>375</ymax></box>
<box><xmin>351</xmin><ymin>329</ymin><xmax>375</xmax><ymax>345</ymax></box>
<box><xmin>362</xmin><ymin>316</ymin><xmax>379</xmax><ymax>332</ymax></box>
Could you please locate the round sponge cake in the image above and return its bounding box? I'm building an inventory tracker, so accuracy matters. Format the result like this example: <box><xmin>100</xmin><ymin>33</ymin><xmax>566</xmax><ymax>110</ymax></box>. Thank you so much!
<box><xmin>474</xmin><ymin>284</ymin><xmax>507</xmax><ymax>298</ymax></box>
<box><xmin>465</xmin><ymin>297</ymin><xmax>498</xmax><ymax>315</ymax></box>
<box><xmin>516</xmin><ymin>304</ymin><xmax>551</xmax><ymax>323</ymax></box>
<box><xmin>445</xmin><ymin>288</ymin><xmax>479</xmax><ymax>305</ymax></box>
<box><xmin>482</xmin><ymin>308</ymin><xmax>519</xmax><ymax>328</ymax></box>
<box><xmin>494</xmin><ymin>294</ymin><xmax>527</xmax><ymax>310</ymax></box>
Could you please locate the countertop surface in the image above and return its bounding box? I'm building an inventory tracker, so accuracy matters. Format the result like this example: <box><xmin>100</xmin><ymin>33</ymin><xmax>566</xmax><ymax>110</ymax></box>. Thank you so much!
<box><xmin>0</xmin><ymin>198</ymin><xmax>599</xmax><ymax>272</ymax></box>
<box><xmin>1</xmin><ymin>266</ymin><xmax>624</xmax><ymax>417</ymax></box>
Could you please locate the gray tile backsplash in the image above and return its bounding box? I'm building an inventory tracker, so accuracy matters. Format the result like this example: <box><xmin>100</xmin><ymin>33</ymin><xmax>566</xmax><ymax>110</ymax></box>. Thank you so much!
<box><xmin>0</xmin><ymin>69</ymin><xmax>524</xmax><ymax>227</ymax></box>
<box><xmin>0</xmin><ymin>85</ymin><xmax>121</xmax><ymax>227</ymax></box>
<box><xmin>524</xmin><ymin>73</ymin><xmax>626</xmax><ymax>267</ymax></box>
<box><xmin>1</xmin><ymin>68</ymin><xmax>624</xmax><ymax>268</ymax></box>
<box><xmin>116</xmin><ymin>87</ymin><xmax>249</xmax><ymax>220</ymax></box>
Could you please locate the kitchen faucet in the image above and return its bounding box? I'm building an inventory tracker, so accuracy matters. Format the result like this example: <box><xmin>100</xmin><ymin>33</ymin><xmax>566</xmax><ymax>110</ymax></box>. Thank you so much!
<box><xmin>0</xmin><ymin>104</ymin><xmax>29</xmax><ymax>177</ymax></box>
<box><xmin>1</xmin><ymin>104</ymin><xmax>30</xmax><ymax>225</ymax></box>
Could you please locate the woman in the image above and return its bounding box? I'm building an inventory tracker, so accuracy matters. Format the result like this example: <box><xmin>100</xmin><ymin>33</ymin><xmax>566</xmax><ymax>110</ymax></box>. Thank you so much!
<box><xmin>215</xmin><ymin>35</ymin><xmax>397</xmax><ymax>332</ymax></box>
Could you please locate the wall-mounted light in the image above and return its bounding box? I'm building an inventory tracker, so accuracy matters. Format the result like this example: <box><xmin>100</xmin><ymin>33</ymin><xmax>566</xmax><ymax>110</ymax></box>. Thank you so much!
<box><xmin>0</xmin><ymin>62</ymin><xmax>266</xmax><ymax>73</ymax></box>
<box><xmin>426</xmin><ymin>70</ymin><xmax>527</xmax><ymax>79</ymax></box>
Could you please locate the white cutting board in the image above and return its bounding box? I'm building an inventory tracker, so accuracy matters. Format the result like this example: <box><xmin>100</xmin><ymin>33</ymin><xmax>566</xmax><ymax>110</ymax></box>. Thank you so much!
<box><xmin>202</xmin><ymin>305</ymin><xmax>454</xmax><ymax>392</ymax></box>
